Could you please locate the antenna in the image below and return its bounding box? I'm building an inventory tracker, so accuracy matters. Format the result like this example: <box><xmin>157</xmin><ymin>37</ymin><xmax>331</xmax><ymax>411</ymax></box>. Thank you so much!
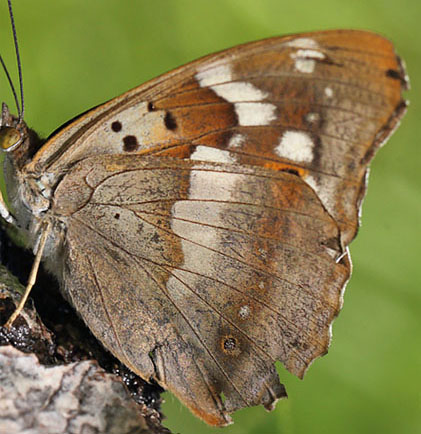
<box><xmin>0</xmin><ymin>53</ymin><xmax>20</xmax><ymax>118</ymax></box>
<box><xmin>1</xmin><ymin>0</ymin><xmax>24</xmax><ymax>121</ymax></box>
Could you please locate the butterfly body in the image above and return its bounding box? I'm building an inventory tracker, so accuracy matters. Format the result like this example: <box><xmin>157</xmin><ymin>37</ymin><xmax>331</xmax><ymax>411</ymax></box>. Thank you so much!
<box><xmin>0</xmin><ymin>30</ymin><xmax>408</xmax><ymax>426</ymax></box>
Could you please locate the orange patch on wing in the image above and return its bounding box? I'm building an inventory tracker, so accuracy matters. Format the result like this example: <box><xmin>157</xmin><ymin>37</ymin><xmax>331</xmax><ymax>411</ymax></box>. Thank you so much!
<box><xmin>157</xmin><ymin>144</ymin><xmax>195</xmax><ymax>158</ymax></box>
<box><xmin>262</xmin><ymin>161</ymin><xmax>308</xmax><ymax>177</ymax></box>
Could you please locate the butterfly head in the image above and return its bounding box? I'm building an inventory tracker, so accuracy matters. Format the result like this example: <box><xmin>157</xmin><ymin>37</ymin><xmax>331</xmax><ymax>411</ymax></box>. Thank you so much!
<box><xmin>0</xmin><ymin>102</ymin><xmax>47</xmax><ymax>234</ymax></box>
<box><xmin>0</xmin><ymin>102</ymin><xmax>25</xmax><ymax>152</ymax></box>
<box><xmin>0</xmin><ymin>102</ymin><xmax>44</xmax><ymax>173</ymax></box>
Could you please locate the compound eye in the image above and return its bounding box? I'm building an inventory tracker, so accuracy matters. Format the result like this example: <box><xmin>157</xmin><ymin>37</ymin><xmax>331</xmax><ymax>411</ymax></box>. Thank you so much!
<box><xmin>0</xmin><ymin>126</ymin><xmax>23</xmax><ymax>152</ymax></box>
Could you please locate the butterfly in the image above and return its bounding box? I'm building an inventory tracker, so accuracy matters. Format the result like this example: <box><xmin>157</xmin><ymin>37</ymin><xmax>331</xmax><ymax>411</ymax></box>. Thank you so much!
<box><xmin>0</xmin><ymin>25</ymin><xmax>408</xmax><ymax>425</ymax></box>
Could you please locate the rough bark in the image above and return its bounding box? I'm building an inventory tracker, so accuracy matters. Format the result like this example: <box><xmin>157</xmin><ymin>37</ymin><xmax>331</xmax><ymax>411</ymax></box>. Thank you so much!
<box><xmin>0</xmin><ymin>228</ymin><xmax>169</xmax><ymax>434</ymax></box>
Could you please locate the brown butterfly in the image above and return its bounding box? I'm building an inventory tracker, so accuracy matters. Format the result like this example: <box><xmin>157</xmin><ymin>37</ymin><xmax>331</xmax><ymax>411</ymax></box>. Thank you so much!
<box><xmin>0</xmin><ymin>20</ymin><xmax>408</xmax><ymax>426</ymax></box>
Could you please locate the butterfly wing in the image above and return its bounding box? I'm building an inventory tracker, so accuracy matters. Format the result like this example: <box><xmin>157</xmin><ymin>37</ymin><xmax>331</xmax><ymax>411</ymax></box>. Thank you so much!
<box><xmin>31</xmin><ymin>29</ymin><xmax>407</xmax><ymax>248</ymax></box>
<box><xmin>53</xmin><ymin>154</ymin><xmax>350</xmax><ymax>425</ymax></box>
<box><xmin>28</xmin><ymin>30</ymin><xmax>407</xmax><ymax>425</ymax></box>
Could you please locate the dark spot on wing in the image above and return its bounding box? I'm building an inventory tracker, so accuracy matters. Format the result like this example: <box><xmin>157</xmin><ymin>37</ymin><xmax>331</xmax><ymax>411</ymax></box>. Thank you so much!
<box><xmin>386</xmin><ymin>68</ymin><xmax>407</xmax><ymax>85</ymax></box>
<box><xmin>219</xmin><ymin>130</ymin><xmax>235</xmax><ymax>150</ymax></box>
<box><xmin>111</xmin><ymin>121</ymin><xmax>122</xmax><ymax>132</ymax></box>
<box><xmin>164</xmin><ymin>111</ymin><xmax>177</xmax><ymax>131</ymax></box>
<box><xmin>280</xmin><ymin>168</ymin><xmax>300</xmax><ymax>176</ymax></box>
<box><xmin>123</xmin><ymin>135</ymin><xmax>139</xmax><ymax>152</ymax></box>
<box><xmin>223</xmin><ymin>337</ymin><xmax>237</xmax><ymax>351</ymax></box>
<box><xmin>148</xmin><ymin>102</ymin><xmax>156</xmax><ymax>112</ymax></box>
<box><xmin>114</xmin><ymin>213</ymin><xmax>120</xmax><ymax>220</ymax></box>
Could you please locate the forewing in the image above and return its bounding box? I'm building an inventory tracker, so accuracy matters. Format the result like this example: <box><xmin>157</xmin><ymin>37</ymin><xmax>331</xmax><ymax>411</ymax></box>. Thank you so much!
<box><xmin>33</xmin><ymin>30</ymin><xmax>407</xmax><ymax>246</ymax></box>
<box><xmin>53</xmin><ymin>154</ymin><xmax>350</xmax><ymax>425</ymax></box>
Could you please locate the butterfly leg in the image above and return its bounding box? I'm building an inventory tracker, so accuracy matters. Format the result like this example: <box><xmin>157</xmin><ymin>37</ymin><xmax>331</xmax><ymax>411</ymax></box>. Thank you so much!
<box><xmin>4</xmin><ymin>221</ymin><xmax>51</xmax><ymax>328</ymax></box>
<box><xmin>0</xmin><ymin>189</ymin><xmax>15</xmax><ymax>225</ymax></box>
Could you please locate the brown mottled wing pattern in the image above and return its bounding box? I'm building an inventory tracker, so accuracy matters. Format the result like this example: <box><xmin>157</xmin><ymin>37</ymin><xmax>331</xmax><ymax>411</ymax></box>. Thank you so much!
<box><xmin>53</xmin><ymin>154</ymin><xmax>349</xmax><ymax>425</ymax></box>
<box><xmin>151</xmin><ymin>30</ymin><xmax>407</xmax><ymax>246</ymax></box>
<box><xmin>33</xmin><ymin>30</ymin><xmax>407</xmax><ymax>249</ymax></box>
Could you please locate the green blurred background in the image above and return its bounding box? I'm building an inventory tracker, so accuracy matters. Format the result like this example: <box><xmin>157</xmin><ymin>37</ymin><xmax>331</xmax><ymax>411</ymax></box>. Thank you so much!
<box><xmin>0</xmin><ymin>1</ymin><xmax>419</xmax><ymax>433</ymax></box>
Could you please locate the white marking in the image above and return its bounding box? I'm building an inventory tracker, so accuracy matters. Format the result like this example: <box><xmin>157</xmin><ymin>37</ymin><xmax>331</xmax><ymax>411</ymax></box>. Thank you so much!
<box><xmin>290</xmin><ymin>49</ymin><xmax>325</xmax><ymax>74</ymax></box>
<box><xmin>171</xmin><ymin>201</ymin><xmax>217</xmax><ymax>227</ymax></box>
<box><xmin>325</xmin><ymin>87</ymin><xmax>333</xmax><ymax>98</ymax></box>
<box><xmin>305</xmin><ymin>175</ymin><xmax>318</xmax><ymax>194</ymax></box>
<box><xmin>304</xmin><ymin>173</ymin><xmax>337</xmax><ymax>258</ymax></box>
<box><xmin>168</xmin><ymin>169</ymin><xmax>245</xmax><ymax>301</ymax></box>
<box><xmin>275</xmin><ymin>130</ymin><xmax>314</xmax><ymax>163</ymax></box>
<box><xmin>190</xmin><ymin>146</ymin><xmax>235</xmax><ymax>163</ymax></box>
<box><xmin>228</xmin><ymin>134</ymin><xmax>245</xmax><ymax>149</ymax></box>
<box><xmin>285</xmin><ymin>38</ymin><xmax>319</xmax><ymax>49</ymax></box>
<box><xmin>235</xmin><ymin>102</ymin><xmax>277</xmax><ymax>126</ymax></box>
<box><xmin>305</xmin><ymin>112</ymin><xmax>320</xmax><ymax>124</ymax></box>
<box><xmin>195</xmin><ymin>64</ymin><xmax>232</xmax><ymax>87</ymax></box>
<box><xmin>187</xmin><ymin>170</ymin><xmax>244</xmax><ymax>201</ymax></box>
<box><xmin>258</xmin><ymin>281</ymin><xmax>265</xmax><ymax>289</ymax></box>
<box><xmin>211</xmin><ymin>82</ymin><xmax>268</xmax><ymax>102</ymax></box>
<box><xmin>196</xmin><ymin>64</ymin><xmax>276</xmax><ymax>127</ymax></box>
<box><xmin>293</xmin><ymin>49</ymin><xmax>325</xmax><ymax>59</ymax></box>
<box><xmin>238</xmin><ymin>305</ymin><xmax>250</xmax><ymax>319</ymax></box>
<box><xmin>305</xmin><ymin>174</ymin><xmax>338</xmax><ymax>222</ymax></box>
<box><xmin>293</xmin><ymin>59</ymin><xmax>316</xmax><ymax>74</ymax></box>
